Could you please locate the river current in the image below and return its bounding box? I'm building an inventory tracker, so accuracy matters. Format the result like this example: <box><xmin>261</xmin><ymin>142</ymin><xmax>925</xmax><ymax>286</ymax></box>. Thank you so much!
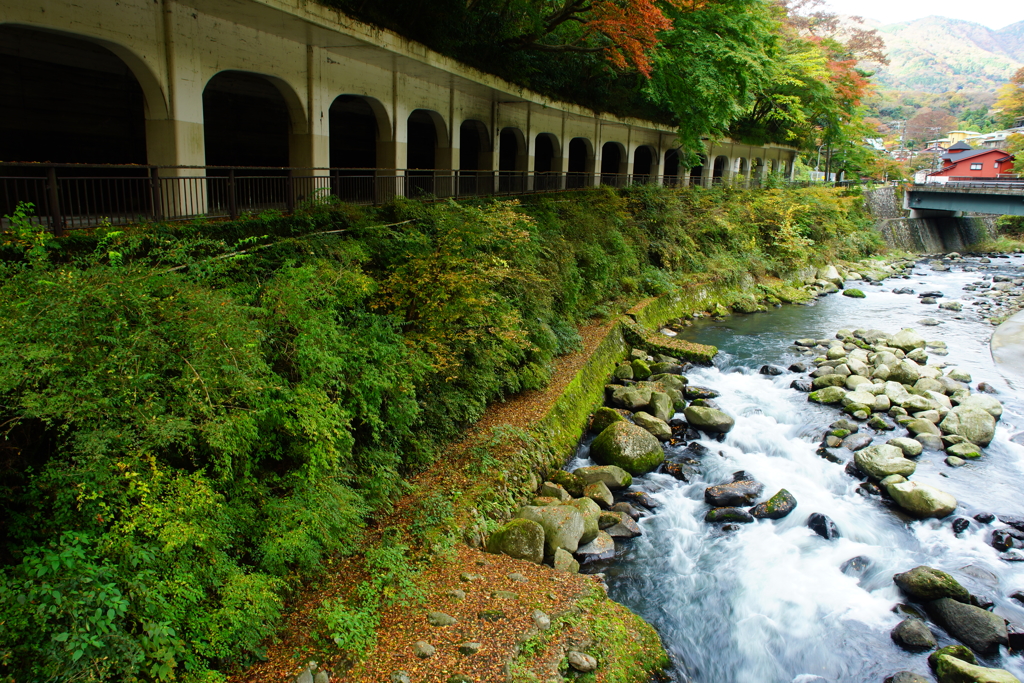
<box><xmin>572</xmin><ymin>255</ymin><xmax>1024</xmax><ymax>683</ymax></box>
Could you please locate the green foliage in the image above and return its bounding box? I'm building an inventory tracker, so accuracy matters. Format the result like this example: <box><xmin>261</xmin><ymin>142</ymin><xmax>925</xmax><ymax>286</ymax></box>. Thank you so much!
<box><xmin>0</xmin><ymin>186</ymin><xmax>878</xmax><ymax>681</ymax></box>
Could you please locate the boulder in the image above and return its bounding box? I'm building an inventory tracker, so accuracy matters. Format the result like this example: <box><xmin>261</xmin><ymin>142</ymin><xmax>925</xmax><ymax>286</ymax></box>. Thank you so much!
<box><xmin>684</xmin><ymin>405</ymin><xmax>736</xmax><ymax>434</ymax></box>
<box><xmin>813</xmin><ymin>374</ymin><xmax>848</xmax><ymax>389</ymax></box>
<box><xmin>548</xmin><ymin>469</ymin><xmax>585</xmax><ymax>497</ymax></box>
<box><xmin>891</xmin><ymin>618</ymin><xmax>937</xmax><ymax>651</ymax></box>
<box><xmin>705</xmin><ymin>476</ymin><xmax>765</xmax><ymax>507</ymax></box>
<box><xmin>553</xmin><ymin>548</ymin><xmax>580</xmax><ymax>573</ymax></box>
<box><xmin>632</xmin><ymin>411</ymin><xmax>672</xmax><ymax>441</ymax></box>
<box><xmin>934</xmin><ymin>656</ymin><xmax>1020</xmax><ymax>683</ymax></box>
<box><xmin>855</xmin><ymin>444</ymin><xmax>917</xmax><ymax>479</ymax></box>
<box><xmin>568</xmin><ymin>651</ymin><xmax>598</xmax><ymax>673</ymax></box>
<box><xmin>807</xmin><ymin>513</ymin><xmax>840</xmax><ymax>539</ymax></box>
<box><xmin>886</xmin><ymin>673</ymin><xmax>930</xmax><ymax>683</ymax></box>
<box><xmin>705</xmin><ymin>507</ymin><xmax>755</xmax><ymax>523</ymax></box>
<box><xmin>590</xmin><ymin>407</ymin><xmax>625</xmax><ymax>434</ymax></box>
<box><xmin>574</xmin><ymin>530</ymin><xmax>615</xmax><ymax>562</ymax></box>
<box><xmin>929</xmin><ymin>645</ymin><xmax>977</xmax><ymax>672</ymax></box>
<box><xmin>890</xmin><ymin>360</ymin><xmax>922</xmax><ymax>385</ymax></box>
<box><xmin>685</xmin><ymin>385</ymin><xmax>720</xmax><ymax>400</ymax></box>
<box><xmin>893</xmin><ymin>566</ymin><xmax>970</xmax><ymax>603</ymax></box>
<box><xmin>486</xmin><ymin>518</ymin><xmax>546</xmax><ymax>564</ymax></box>
<box><xmin>842</xmin><ymin>433</ymin><xmax>873</xmax><ymax>451</ymax></box>
<box><xmin>842</xmin><ymin>390</ymin><xmax>878</xmax><ymax>409</ymax></box>
<box><xmin>885</xmin><ymin>381</ymin><xmax>912</xmax><ymax>406</ymax></box>
<box><xmin>947</xmin><ymin>442</ymin><xmax>982</xmax><ymax>459</ymax></box>
<box><xmin>608</xmin><ymin>385</ymin><xmax>652</xmax><ymax>410</ymax></box>
<box><xmin>891</xmin><ymin>329</ymin><xmax>927</xmax><ymax>352</ymax></box>
<box><xmin>847</xmin><ymin>375</ymin><xmax>873</xmax><ymax>390</ymax></box>
<box><xmin>907</xmin><ymin>419</ymin><xmax>942</xmax><ymax>437</ymax></box>
<box><xmin>590</xmin><ymin>421</ymin><xmax>665</xmax><ymax>476</ymax></box>
<box><xmin>565</xmin><ymin>497</ymin><xmax>601</xmax><ymax>545</ymax></box>
<box><xmin>940</xmin><ymin>407</ymin><xmax>996</xmax><ymax>447</ymax></box>
<box><xmin>961</xmin><ymin>395</ymin><xmax>1003</xmax><ymax>420</ymax></box>
<box><xmin>809</xmin><ymin>386</ymin><xmax>847</xmax><ymax>404</ymax></box>
<box><xmin>750</xmin><ymin>489</ymin><xmax>797</xmax><ymax>519</ymax></box>
<box><xmin>649</xmin><ymin>392</ymin><xmax>674</xmax><ymax>423</ymax></box>
<box><xmin>631</xmin><ymin>358</ymin><xmax>652</xmax><ymax>381</ymax></box>
<box><xmin>887</xmin><ymin>481</ymin><xmax>958</xmax><ymax>519</ymax></box>
<box><xmin>888</xmin><ymin>437</ymin><xmax>924</xmax><ymax>458</ymax></box>
<box><xmin>574</xmin><ymin>465</ymin><xmax>632</xmax><ymax>490</ymax></box>
<box><xmin>612</xmin><ymin>364</ymin><xmax>634</xmax><ymax>381</ymax></box>
<box><xmin>926</xmin><ymin>597</ymin><xmax>1008</xmax><ymax>654</ymax></box>
<box><xmin>606</xmin><ymin>515</ymin><xmax>643</xmax><ymax>538</ymax></box>
<box><xmin>843</xmin><ymin>288</ymin><xmax>866</xmax><ymax>298</ymax></box>
<box><xmin>583</xmin><ymin>481</ymin><xmax>614</xmax><ymax>509</ymax></box>
<box><xmin>537</xmin><ymin>481</ymin><xmax>571</xmax><ymax>501</ymax></box>
<box><xmin>515</xmin><ymin>506</ymin><xmax>585</xmax><ymax>555</ymax></box>
<box><xmin>903</xmin><ymin>394</ymin><xmax>939</xmax><ymax>413</ymax></box>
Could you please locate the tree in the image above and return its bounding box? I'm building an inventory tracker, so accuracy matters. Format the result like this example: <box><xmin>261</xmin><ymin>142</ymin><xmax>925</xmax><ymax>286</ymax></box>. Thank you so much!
<box><xmin>995</xmin><ymin>67</ymin><xmax>1024</xmax><ymax>128</ymax></box>
<box><xmin>1006</xmin><ymin>133</ymin><xmax>1024</xmax><ymax>159</ymax></box>
<box><xmin>904</xmin><ymin>108</ymin><xmax>956</xmax><ymax>147</ymax></box>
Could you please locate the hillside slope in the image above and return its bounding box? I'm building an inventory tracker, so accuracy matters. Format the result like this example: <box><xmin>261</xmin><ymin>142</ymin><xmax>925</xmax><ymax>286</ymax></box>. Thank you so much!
<box><xmin>856</xmin><ymin>16</ymin><xmax>1023</xmax><ymax>93</ymax></box>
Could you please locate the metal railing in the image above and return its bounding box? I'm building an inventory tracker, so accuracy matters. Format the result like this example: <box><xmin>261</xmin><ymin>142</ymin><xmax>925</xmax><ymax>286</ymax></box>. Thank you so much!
<box><xmin>915</xmin><ymin>177</ymin><xmax>1024</xmax><ymax>191</ymax></box>
<box><xmin>0</xmin><ymin>163</ymin><xmax>783</xmax><ymax>233</ymax></box>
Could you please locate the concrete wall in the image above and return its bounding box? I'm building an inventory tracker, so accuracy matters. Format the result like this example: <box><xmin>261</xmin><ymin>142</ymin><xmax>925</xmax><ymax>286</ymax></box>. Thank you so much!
<box><xmin>1</xmin><ymin>0</ymin><xmax>798</xmax><ymax>182</ymax></box>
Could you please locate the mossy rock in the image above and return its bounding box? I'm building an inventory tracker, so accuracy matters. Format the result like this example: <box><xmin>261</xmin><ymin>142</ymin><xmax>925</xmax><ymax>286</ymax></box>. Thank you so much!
<box><xmin>935</xmin><ymin>655</ymin><xmax>1019</xmax><ymax>683</ymax></box>
<box><xmin>750</xmin><ymin>489</ymin><xmax>797</xmax><ymax>519</ymax></box>
<box><xmin>928</xmin><ymin>645</ymin><xmax>977</xmax><ymax>671</ymax></box>
<box><xmin>612</xmin><ymin>364</ymin><xmax>634</xmax><ymax>381</ymax></box>
<box><xmin>589</xmin><ymin>407</ymin><xmax>625</xmax><ymax>435</ymax></box>
<box><xmin>621</xmin><ymin>321</ymin><xmax>717</xmax><ymax>365</ymax></box>
<box><xmin>548</xmin><ymin>469</ymin><xmax>585</xmax><ymax>498</ymax></box>
<box><xmin>894</xmin><ymin>566</ymin><xmax>970</xmax><ymax>603</ymax></box>
<box><xmin>843</xmin><ymin>289</ymin><xmax>866</xmax><ymax>298</ymax></box>
<box><xmin>631</xmin><ymin>358</ymin><xmax>652</xmax><ymax>381</ymax></box>
<box><xmin>589</xmin><ymin>421</ymin><xmax>665</xmax><ymax>476</ymax></box>
<box><xmin>486</xmin><ymin>518</ymin><xmax>545</xmax><ymax>564</ymax></box>
<box><xmin>809</xmin><ymin>386</ymin><xmax>847</xmax><ymax>404</ymax></box>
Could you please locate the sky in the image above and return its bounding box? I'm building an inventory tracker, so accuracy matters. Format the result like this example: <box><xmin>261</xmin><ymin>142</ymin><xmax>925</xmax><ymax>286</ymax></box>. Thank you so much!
<box><xmin>821</xmin><ymin>0</ymin><xmax>1024</xmax><ymax>29</ymax></box>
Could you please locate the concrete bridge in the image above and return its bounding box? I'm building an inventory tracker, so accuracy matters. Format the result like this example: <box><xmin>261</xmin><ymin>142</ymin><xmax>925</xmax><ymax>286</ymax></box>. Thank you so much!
<box><xmin>905</xmin><ymin>182</ymin><xmax>1024</xmax><ymax>218</ymax></box>
<box><xmin>1</xmin><ymin>0</ymin><xmax>797</xmax><ymax>200</ymax></box>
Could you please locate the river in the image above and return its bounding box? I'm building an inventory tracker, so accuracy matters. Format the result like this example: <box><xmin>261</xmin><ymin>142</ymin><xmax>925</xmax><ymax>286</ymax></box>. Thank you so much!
<box><xmin>573</xmin><ymin>254</ymin><xmax>1024</xmax><ymax>683</ymax></box>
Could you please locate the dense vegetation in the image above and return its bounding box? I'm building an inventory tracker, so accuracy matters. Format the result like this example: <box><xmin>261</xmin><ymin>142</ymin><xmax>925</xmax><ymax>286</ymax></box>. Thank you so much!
<box><xmin>328</xmin><ymin>0</ymin><xmax>886</xmax><ymax>170</ymax></box>
<box><xmin>0</xmin><ymin>185</ymin><xmax>882</xmax><ymax>681</ymax></box>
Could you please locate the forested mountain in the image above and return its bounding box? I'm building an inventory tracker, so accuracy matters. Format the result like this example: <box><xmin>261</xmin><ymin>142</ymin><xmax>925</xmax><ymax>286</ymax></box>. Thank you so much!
<box><xmin>858</xmin><ymin>16</ymin><xmax>1023</xmax><ymax>93</ymax></box>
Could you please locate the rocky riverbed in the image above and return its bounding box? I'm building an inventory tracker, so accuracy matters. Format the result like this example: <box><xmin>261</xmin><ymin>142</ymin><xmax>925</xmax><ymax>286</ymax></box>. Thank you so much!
<box><xmin>485</xmin><ymin>251</ymin><xmax>1024</xmax><ymax>683</ymax></box>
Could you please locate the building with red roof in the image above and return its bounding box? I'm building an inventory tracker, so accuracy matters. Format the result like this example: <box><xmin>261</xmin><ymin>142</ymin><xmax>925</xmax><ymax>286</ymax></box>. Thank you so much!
<box><xmin>926</xmin><ymin>141</ymin><xmax>1015</xmax><ymax>181</ymax></box>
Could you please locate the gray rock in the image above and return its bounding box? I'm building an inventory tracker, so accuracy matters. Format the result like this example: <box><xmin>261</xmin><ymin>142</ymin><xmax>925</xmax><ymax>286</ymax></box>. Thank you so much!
<box><xmin>961</xmin><ymin>394</ymin><xmax>1003</xmax><ymax>420</ymax></box>
<box><xmin>891</xmin><ymin>618</ymin><xmax>937</xmax><ymax>651</ymax></box>
<box><xmin>564</xmin><ymin>497</ymin><xmax>602</xmax><ymax>544</ymax></box>
<box><xmin>632</xmin><ymin>411</ymin><xmax>672</xmax><ymax>441</ymax></box>
<box><xmin>855</xmin><ymin>444</ymin><xmax>916</xmax><ymax>479</ymax></box>
<box><xmin>933</xmin><ymin>656</ymin><xmax>1020</xmax><ymax>683</ymax></box>
<box><xmin>683</xmin><ymin>405</ymin><xmax>736</xmax><ymax>434</ymax></box>
<box><xmin>575</xmin><ymin>465</ymin><xmax>632</xmax><ymax>490</ymax></box>
<box><xmin>427</xmin><ymin>612</ymin><xmax>457</xmax><ymax>627</ymax></box>
<box><xmin>537</xmin><ymin>481</ymin><xmax>571</xmax><ymax>501</ymax></box>
<box><xmin>574</xmin><ymin>530</ymin><xmax>615</xmax><ymax>562</ymax></box>
<box><xmin>589</xmin><ymin>421</ymin><xmax>665</xmax><ymax>475</ymax></box>
<box><xmin>705</xmin><ymin>477</ymin><xmax>765</xmax><ymax>507</ymax></box>
<box><xmin>940</xmin><ymin>406</ymin><xmax>996</xmax><ymax>447</ymax></box>
<box><xmin>807</xmin><ymin>512</ymin><xmax>840</xmax><ymax>539</ymax></box>
<box><xmin>532</xmin><ymin>609</ymin><xmax>550</xmax><ymax>630</ymax></box>
<box><xmin>649</xmin><ymin>391</ymin><xmax>674</xmax><ymax>423</ymax></box>
<box><xmin>487</xmin><ymin>518</ymin><xmax>546</xmax><ymax>564</ymax></box>
<box><xmin>553</xmin><ymin>548</ymin><xmax>579</xmax><ymax>573</ymax></box>
<box><xmin>885</xmin><ymin>672</ymin><xmax>930</xmax><ymax>683</ymax></box>
<box><xmin>413</xmin><ymin>641</ymin><xmax>436</xmax><ymax>658</ymax></box>
<box><xmin>391</xmin><ymin>672</ymin><xmax>412</xmax><ymax>683</ymax></box>
<box><xmin>750</xmin><ymin>489</ymin><xmax>798</xmax><ymax>519</ymax></box>
<box><xmin>568</xmin><ymin>651</ymin><xmax>598</xmax><ymax>673</ymax></box>
<box><xmin>926</xmin><ymin>597</ymin><xmax>1008</xmax><ymax>654</ymax></box>
<box><xmin>891</xmin><ymin>329</ymin><xmax>926</xmax><ymax>352</ymax></box>
<box><xmin>842</xmin><ymin>433</ymin><xmax>873</xmax><ymax>451</ymax></box>
<box><xmin>606</xmin><ymin>514</ymin><xmax>642</xmax><ymax>538</ymax></box>
<box><xmin>893</xmin><ymin>566</ymin><xmax>970</xmax><ymax>602</ymax></box>
<box><xmin>583</xmin><ymin>481</ymin><xmax>614</xmax><ymax>509</ymax></box>
<box><xmin>888</xmin><ymin>437</ymin><xmax>923</xmax><ymax>458</ymax></box>
<box><xmin>515</xmin><ymin>506</ymin><xmax>585</xmax><ymax>555</ymax></box>
<box><xmin>887</xmin><ymin>481</ymin><xmax>958</xmax><ymax>519</ymax></box>
<box><xmin>705</xmin><ymin>507</ymin><xmax>755</xmax><ymax>523</ymax></box>
<box><xmin>459</xmin><ymin>642</ymin><xmax>482</xmax><ymax>655</ymax></box>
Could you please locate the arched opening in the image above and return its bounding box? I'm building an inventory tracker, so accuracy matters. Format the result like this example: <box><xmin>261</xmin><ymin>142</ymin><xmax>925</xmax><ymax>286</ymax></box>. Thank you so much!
<box><xmin>600</xmin><ymin>142</ymin><xmax>624</xmax><ymax>187</ymax></box>
<box><xmin>329</xmin><ymin>95</ymin><xmax>387</xmax><ymax>202</ymax></box>
<box><xmin>499</xmin><ymin>128</ymin><xmax>525</xmax><ymax>193</ymax></box>
<box><xmin>712</xmin><ymin>155</ymin><xmax>729</xmax><ymax>184</ymax></box>
<box><xmin>0</xmin><ymin>25</ymin><xmax>158</xmax><ymax>228</ymax></box>
<box><xmin>664</xmin><ymin>149</ymin><xmax>680</xmax><ymax>186</ymax></box>
<box><xmin>407</xmin><ymin>109</ymin><xmax>441</xmax><ymax>196</ymax></box>
<box><xmin>736</xmin><ymin>157</ymin><xmax>749</xmax><ymax>182</ymax></box>
<box><xmin>459</xmin><ymin>119</ymin><xmax>490</xmax><ymax>196</ymax></box>
<box><xmin>568</xmin><ymin>137</ymin><xmax>593</xmax><ymax>188</ymax></box>
<box><xmin>778</xmin><ymin>160</ymin><xmax>788</xmax><ymax>178</ymax></box>
<box><xmin>767</xmin><ymin>159</ymin><xmax>776</xmax><ymax>175</ymax></box>
<box><xmin>204</xmin><ymin>71</ymin><xmax>291</xmax><ymax>169</ymax></box>
<box><xmin>632</xmin><ymin>146</ymin><xmax>655</xmax><ymax>184</ymax></box>
<box><xmin>689</xmin><ymin>154</ymin><xmax>707</xmax><ymax>187</ymax></box>
<box><xmin>753</xmin><ymin>157</ymin><xmax>764</xmax><ymax>186</ymax></box>
<box><xmin>534</xmin><ymin>133</ymin><xmax>559</xmax><ymax>190</ymax></box>
<box><xmin>0</xmin><ymin>25</ymin><xmax>147</xmax><ymax>166</ymax></box>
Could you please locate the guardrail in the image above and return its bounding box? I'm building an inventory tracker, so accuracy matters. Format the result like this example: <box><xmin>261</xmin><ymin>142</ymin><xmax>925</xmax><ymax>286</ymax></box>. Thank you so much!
<box><xmin>0</xmin><ymin>163</ymin><xmax>800</xmax><ymax>233</ymax></box>
<box><xmin>914</xmin><ymin>177</ymin><xmax>1024</xmax><ymax>191</ymax></box>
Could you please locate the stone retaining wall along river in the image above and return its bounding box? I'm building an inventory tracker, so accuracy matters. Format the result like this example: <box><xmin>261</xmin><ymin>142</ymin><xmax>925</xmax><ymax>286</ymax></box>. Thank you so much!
<box><xmin>864</xmin><ymin>187</ymin><xmax>997</xmax><ymax>253</ymax></box>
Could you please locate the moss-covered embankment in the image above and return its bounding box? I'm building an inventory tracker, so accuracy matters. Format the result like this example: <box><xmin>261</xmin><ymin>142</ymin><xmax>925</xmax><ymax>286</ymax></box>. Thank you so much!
<box><xmin>0</xmin><ymin>184</ymin><xmax>880</xmax><ymax>683</ymax></box>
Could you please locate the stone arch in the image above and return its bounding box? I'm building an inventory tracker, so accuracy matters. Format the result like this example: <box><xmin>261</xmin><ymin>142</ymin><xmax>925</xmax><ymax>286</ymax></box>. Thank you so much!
<box><xmin>329</xmin><ymin>95</ymin><xmax>391</xmax><ymax>169</ymax></box>
<box><xmin>499</xmin><ymin>127</ymin><xmax>527</xmax><ymax>192</ymax></box>
<box><xmin>600</xmin><ymin>141</ymin><xmax>626</xmax><ymax>186</ymax></box>
<box><xmin>203</xmin><ymin>71</ymin><xmax>299</xmax><ymax>168</ymax></box>
<box><xmin>0</xmin><ymin>23</ymin><xmax>165</xmax><ymax>165</ymax></box>
<box><xmin>689</xmin><ymin>154</ymin><xmax>707</xmax><ymax>186</ymax></box>
<box><xmin>459</xmin><ymin>119</ymin><xmax>491</xmax><ymax>195</ymax></box>
<box><xmin>632</xmin><ymin>145</ymin><xmax>657</xmax><ymax>182</ymax></box>
<box><xmin>534</xmin><ymin>133</ymin><xmax>560</xmax><ymax>190</ymax></box>
<box><xmin>407</xmin><ymin>108</ymin><xmax>448</xmax><ymax>196</ymax></box>
<box><xmin>664</xmin><ymin>149</ymin><xmax>681</xmax><ymax>185</ymax></box>
<box><xmin>567</xmin><ymin>137</ymin><xmax>594</xmax><ymax>188</ymax></box>
<box><xmin>712</xmin><ymin>155</ymin><xmax>729</xmax><ymax>183</ymax></box>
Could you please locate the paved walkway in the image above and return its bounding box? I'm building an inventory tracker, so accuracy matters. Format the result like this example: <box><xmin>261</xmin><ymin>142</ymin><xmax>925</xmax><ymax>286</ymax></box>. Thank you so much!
<box><xmin>991</xmin><ymin>308</ymin><xmax>1024</xmax><ymax>384</ymax></box>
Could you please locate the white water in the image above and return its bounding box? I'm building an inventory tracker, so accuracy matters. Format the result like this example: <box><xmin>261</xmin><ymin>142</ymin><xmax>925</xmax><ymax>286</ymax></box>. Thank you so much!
<box><xmin>575</xmin><ymin>256</ymin><xmax>1024</xmax><ymax>682</ymax></box>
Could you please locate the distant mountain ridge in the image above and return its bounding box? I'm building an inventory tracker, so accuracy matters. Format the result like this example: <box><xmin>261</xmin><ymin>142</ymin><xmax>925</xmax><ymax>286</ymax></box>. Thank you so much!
<box><xmin>854</xmin><ymin>16</ymin><xmax>1024</xmax><ymax>93</ymax></box>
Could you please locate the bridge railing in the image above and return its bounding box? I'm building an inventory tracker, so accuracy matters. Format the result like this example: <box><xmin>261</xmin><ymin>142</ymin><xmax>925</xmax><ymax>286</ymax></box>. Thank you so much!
<box><xmin>1</xmin><ymin>163</ymin><xmax>800</xmax><ymax>234</ymax></box>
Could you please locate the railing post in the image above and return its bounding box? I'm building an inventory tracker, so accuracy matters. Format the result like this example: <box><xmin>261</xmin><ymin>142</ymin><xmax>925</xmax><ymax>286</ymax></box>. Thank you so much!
<box><xmin>285</xmin><ymin>172</ymin><xmax>295</xmax><ymax>213</ymax></box>
<box><xmin>150</xmin><ymin>167</ymin><xmax>162</xmax><ymax>221</ymax></box>
<box><xmin>45</xmin><ymin>165</ymin><xmax>63</xmax><ymax>237</ymax></box>
<box><xmin>228</xmin><ymin>168</ymin><xmax>237</xmax><ymax>220</ymax></box>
